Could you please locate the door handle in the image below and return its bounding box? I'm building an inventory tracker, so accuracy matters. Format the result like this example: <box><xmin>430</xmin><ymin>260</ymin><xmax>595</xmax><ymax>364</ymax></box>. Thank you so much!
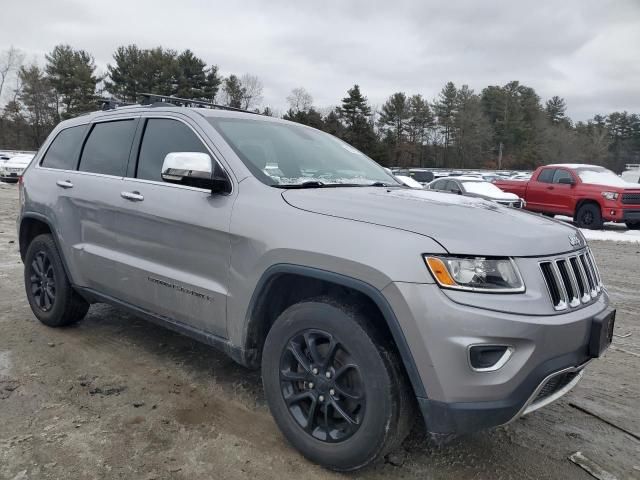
<box><xmin>56</xmin><ymin>180</ymin><xmax>73</xmax><ymax>189</ymax></box>
<box><xmin>121</xmin><ymin>191</ymin><xmax>144</xmax><ymax>202</ymax></box>
<box><xmin>547</xmin><ymin>186</ymin><xmax>554</xmax><ymax>190</ymax></box>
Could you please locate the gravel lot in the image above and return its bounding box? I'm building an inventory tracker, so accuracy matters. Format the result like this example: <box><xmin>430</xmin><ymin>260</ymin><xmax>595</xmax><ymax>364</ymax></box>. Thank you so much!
<box><xmin>0</xmin><ymin>182</ymin><xmax>639</xmax><ymax>480</ymax></box>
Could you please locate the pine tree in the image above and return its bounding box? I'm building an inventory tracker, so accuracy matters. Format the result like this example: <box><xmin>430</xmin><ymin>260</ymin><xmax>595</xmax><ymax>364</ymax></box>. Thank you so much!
<box><xmin>378</xmin><ymin>92</ymin><xmax>411</xmax><ymax>164</ymax></box>
<box><xmin>175</xmin><ymin>49</ymin><xmax>207</xmax><ymax>99</ymax></box>
<box><xmin>545</xmin><ymin>96</ymin><xmax>568</xmax><ymax>125</ymax></box>
<box><xmin>45</xmin><ymin>44</ymin><xmax>99</xmax><ymax>119</ymax></box>
<box><xmin>222</xmin><ymin>75</ymin><xmax>245</xmax><ymax>108</ymax></box>
<box><xmin>338</xmin><ymin>85</ymin><xmax>376</xmax><ymax>155</ymax></box>
<box><xmin>435</xmin><ymin>81</ymin><xmax>458</xmax><ymax>165</ymax></box>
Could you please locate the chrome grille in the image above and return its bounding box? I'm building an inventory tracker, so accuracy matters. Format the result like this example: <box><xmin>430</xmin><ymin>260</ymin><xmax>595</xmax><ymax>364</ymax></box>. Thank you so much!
<box><xmin>539</xmin><ymin>249</ymin><xmax>602</xmax><ymax>311</ymax></box>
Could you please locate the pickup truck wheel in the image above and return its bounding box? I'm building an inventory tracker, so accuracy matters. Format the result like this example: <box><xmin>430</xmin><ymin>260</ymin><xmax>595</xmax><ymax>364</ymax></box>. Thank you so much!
<box><xmin>24</xmin><ymin>234</ymin><xmax>89</xmax><ymax>327</ymax></box>
<box><xmin>626</xmin><ymin>221</ymin><xmax>640</xmax><ymax>230</ymax></box>
<box><xmin>576</xmin><ymin>203</ymin><xmax>603</xmax><ymax>229</ymax></box>
<box><xmin>261</xmin><ymin>297</ymin><xmax>413</xmax><ymax>471</ymax></box>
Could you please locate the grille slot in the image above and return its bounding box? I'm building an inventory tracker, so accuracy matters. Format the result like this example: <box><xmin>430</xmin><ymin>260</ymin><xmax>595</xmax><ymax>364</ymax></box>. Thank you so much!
<box><xmin>621</xmin><ymin>192</ymin><xmax>640</xmax><ymax>204</ymax></box>
<box><xmin>539</xmin><ymin>249</ymin><xmax>603</xmax><ymax>311</ymax></box>
<box><xmin>534</xmin><ymin>371</ymin><xmax>580</xmax><ymax>403</ymax></box>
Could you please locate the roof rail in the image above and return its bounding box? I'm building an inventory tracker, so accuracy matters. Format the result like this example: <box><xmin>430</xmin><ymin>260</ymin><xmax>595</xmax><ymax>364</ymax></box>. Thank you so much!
<box><xmin>98</xmin><ymin>98</ymin><xmax>136</xmax><ymax>111</ymax></box>
<box><xmin>139</xmin><ymin>93</ymin><xmax>258</xmax><ymax>114</ymax></box>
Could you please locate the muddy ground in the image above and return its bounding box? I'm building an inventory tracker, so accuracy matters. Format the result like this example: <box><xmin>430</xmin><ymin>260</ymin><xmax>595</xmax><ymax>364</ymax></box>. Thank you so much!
<box><xmin>0</xmin><ymin>182</ymin><xmax>638</xmax><ymax>480</ymax></box>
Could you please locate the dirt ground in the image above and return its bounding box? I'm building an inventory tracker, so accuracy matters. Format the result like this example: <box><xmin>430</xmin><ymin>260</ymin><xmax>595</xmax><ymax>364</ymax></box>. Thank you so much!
<box><xmin>0</xmin><ymin>182</ymin><xmax>638</xmax><ymax>480</ymax></box>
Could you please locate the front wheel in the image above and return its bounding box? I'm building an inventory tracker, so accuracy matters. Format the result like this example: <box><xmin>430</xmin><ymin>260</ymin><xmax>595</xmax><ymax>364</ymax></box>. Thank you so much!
<box><xmin>261</xmin><ymin>298</ymin><xmax>413</xmax><ymax>471</ymax></box>
<box><xmin>576</xmin><ymin>203</ymin><xmax>603</xmax><ymax>229</ymax></box>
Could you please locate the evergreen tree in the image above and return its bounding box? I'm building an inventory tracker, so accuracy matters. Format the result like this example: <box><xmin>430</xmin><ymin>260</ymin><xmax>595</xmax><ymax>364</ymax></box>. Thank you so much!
<box><xmin>407</xmin><ymin>94</ymin><xmax>434</xmax><ymax>166</ymax></box>
<box><xmin>545</xmin><ymin>96</ymin><xmax>568</xmax><ymax>125</ymax></box>
<box><xmin>222</xmin><ymin>75</ymin><xmax>245</xmax><ymax>108</ymax></box>
<box><xmin>338</xmin><ymin>85</ymin><xmax>376</xmax><ymax>155</ymax></box>
<box><xmin>452</xmin><ymin>85</ymin><xmax>492</xmax><ymax>168</ymax></box>
<box><xmin>18</xmin><ymin>65</ymin><xmax>58</xmax><ymax>145</ymax></box>
<box><xmin>45</xmin><ymin>44</ymin><xmax>99</xmax><ymax>119</ymax></box>
<box><xmin>204</xmin><ymin>65</ymin><xmax>221</xmax><ymax>102</ymax></box>
<box><xmin>105</xmin><ymin>44</ymin><xmax>144</xmax><ymax>102</ymax></box>
<box><xmin>378</xmin><ymin>92</ymin><xmax>410</xmax><ymax>164</ymax></box>
<box><xmin>435</xmin><ymin>82</ymin><xmax>458</xmax><ymax>164</ymax></box>
<box><xmin>175</xmin><ymin>49</ymin><xmax>208</xmax><ymax>99</ymax></box>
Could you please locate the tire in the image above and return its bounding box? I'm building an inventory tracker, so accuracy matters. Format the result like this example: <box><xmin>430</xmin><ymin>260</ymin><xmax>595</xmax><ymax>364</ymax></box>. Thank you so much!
<box><xmin>626</xmin><ymin>221</ymin><xmax>640</xmax><ymax>230</ymax></box>
<box><xmin>262</xmin><ymin>297</ymin><xmax>413</xmax><ymax>471</ymax></box>
<box><xmin>575</xmin><ymin>203</ymin><xmax>603</xmax><ymax>229</ymax></box>
<box><xmin>24</xmin><ymin>234</ymin><xmax>89</xmax><ymax>327</ymax></box>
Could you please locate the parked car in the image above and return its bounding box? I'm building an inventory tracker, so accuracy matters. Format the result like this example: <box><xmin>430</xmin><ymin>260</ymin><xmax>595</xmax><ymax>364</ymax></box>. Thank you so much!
<box><xmin>395</xmin><ymin>174</ymin><xmax>423</xmax><ymax>189</ymax></box>
<box><xmin>494</xmin><ymin>164</ymin><xmax>640</xmax><ymax>229</ymax></box>
<box><xmin>407</xmin><ymin>168</ymin><xmax>434</xmax><ymax>185</ymax></box>
<box><xmin>17</xmin><ymin>98</ymin><xmax>613</xmax><ymax>471</ymax></box>
<box><xmin>0</xmin><ymin>153</ymin><xmax>34</xmax><ymax>182</ymax></box>
<box><xmin>427</xmin><ymin>176</ymin><xmax>525</xmax><ymax>208</ymax></box>
<box><xmin>622</xmin><ymin>165</ymin><xmax>640</xmax><ymax>184</ymax></box>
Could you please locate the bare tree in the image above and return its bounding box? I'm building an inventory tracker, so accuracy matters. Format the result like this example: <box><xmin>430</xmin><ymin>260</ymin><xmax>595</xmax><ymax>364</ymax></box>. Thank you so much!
<box><xmin>240</xmin><ymin>73</ymin><xmax>263</xmax><ymax>110</ymax></box>
<box><xmin>0</xmin><ymin>46</ymin><xmax>24</xmax><ymax>104</ymax></box>
<box><xmin>286</xmin><ymin>87</ymin><xmax>313</xmax><ymax>113</ymax></box>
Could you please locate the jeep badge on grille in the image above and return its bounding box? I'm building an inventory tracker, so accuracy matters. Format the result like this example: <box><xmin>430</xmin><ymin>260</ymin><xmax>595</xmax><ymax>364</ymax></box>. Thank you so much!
<box><xmin>568</xmin><ymin>233</ymin><xmax>582</xmax><ymax>247</ymax></box>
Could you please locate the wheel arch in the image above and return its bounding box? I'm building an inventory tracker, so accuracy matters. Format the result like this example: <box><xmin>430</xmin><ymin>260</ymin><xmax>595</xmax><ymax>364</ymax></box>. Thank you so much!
<box><xmin>242</xmin><ymin>264</ymin><xmax>427</xmax><ymax>398</ymax></box>
<box><xmin>19</xmin><ymin>213</ymin><xmax>75</xmax><ymax>284</ymax></box>
<box><xmin>574</xmin><ymin>198</ymin><xmax>602</xmax><ymax>219</ymax></box>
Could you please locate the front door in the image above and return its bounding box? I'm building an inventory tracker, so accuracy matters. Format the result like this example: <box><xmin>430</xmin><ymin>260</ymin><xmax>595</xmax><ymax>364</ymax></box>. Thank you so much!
<box><xmin>113</xmin><ymin>116</ymin><xmax>233</xmax><ymax>337</ymax></box>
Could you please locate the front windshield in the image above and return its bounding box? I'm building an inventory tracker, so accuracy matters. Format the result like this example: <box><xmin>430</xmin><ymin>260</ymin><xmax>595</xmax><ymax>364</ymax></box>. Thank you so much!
<box><xmin>208</xmin><ymin>117</ymin><xmax>399</xmax><ymax>187</ymax></box>
<box><xmin>576</xmin><ymin>166</ymin><xmax>631</xmax><ymax>187</ymax></box>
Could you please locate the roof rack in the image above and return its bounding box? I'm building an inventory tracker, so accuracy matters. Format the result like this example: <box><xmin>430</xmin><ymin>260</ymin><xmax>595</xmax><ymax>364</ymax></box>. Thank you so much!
<box><xmin>98</xmin><ymin>98</ymin><xmax>136</xmax><ymax>111</ymax></box>
<box><xmin>139</xmin><ymin>93</ymin><xmax>258</xmax><ymax>114</ymax></box>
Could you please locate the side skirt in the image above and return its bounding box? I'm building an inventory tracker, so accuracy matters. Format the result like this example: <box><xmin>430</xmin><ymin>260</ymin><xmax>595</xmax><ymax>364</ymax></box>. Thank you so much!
<box><xmin>74</xmin><ymin>286</ymin><xmax>250</xmax><ymax>366</ymax></box>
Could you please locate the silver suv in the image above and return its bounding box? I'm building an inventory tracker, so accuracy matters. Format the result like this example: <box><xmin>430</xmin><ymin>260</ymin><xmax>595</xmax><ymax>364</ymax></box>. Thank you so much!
<box><xmin>17</xmin><ymin>99</ymin><xmax>615</xmax><ymax>471</ymax></box>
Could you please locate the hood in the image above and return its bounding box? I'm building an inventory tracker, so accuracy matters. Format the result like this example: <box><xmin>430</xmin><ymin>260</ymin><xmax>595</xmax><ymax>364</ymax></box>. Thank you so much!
<box><xmin>282</xmin><ymin>187</ymin><xmax>582</xmax><ymax>257</ymax></box>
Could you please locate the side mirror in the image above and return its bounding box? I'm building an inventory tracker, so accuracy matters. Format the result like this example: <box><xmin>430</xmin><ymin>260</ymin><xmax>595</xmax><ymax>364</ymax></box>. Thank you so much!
<box><xmin>557</xmin><ymin>177</ymin><xmax>575</xmax><ymax>185</ymax></box>
<box><xmin>161</xmin><ymin>152</ymin><xmax>230</xmax><ymax>194</ymax></box>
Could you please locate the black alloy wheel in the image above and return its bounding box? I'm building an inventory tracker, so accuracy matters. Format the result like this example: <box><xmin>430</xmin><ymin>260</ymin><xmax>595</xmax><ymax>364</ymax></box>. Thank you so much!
<box><xmin>280</xmin><ymin>329</ymin><xmax>366</xmax><ymax>443</ymax></box>
<box><xmin>29</xmin><ymin>250</ymin><xmax>56</xmax><ymax>312</ymax></box>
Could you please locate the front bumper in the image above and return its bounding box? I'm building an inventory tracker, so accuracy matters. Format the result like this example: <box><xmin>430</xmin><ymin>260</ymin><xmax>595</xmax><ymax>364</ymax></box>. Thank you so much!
<box><xmin>601</xmin><ymin>207</ymin><xmax>640</xmax><ymax>222</ymax></box>
<box><xmin>382</xmin><ymin>282</ymin><xmax>611</xmax><ymax>435</ymax></box>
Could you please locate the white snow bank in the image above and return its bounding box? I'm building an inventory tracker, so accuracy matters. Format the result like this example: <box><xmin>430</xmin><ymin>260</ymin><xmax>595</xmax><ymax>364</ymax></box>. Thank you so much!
<box><xmin>556</xmin><ymin>216</ymin><xmax>640</xmax><ymax>243</ymax></box>
<box><xmin>580</xmin><ymin>229</ymin><xmax>640</xmax><ymax>243</ymax></box>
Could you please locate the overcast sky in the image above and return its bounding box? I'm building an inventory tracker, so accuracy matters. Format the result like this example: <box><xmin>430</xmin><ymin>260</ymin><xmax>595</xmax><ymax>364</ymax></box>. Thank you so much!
<box><xmin>2</xmin><ymin>0</ymin><xmax>639</xmax><ymax>120</ymax></box>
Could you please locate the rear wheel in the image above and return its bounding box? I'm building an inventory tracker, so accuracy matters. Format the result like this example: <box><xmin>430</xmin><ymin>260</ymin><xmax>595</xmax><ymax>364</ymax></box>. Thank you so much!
<box><xmin>261</xmin><ymin>298</ymin><xmax>413</xmax><ymax>471</ymax></box>
<box><xmin>626</xmin><ymin>221</ymin><xmax>640</xmax><ymax>230</ymax></box>
<box><xmin>576</xmin><ymin>203</ymin><xmax>603</xmax><ymax>229</ymax></box>
<box><xmin>24</xmin><ymin>234</ymin><xmax>89</xmax><ymax>327</ymax></box>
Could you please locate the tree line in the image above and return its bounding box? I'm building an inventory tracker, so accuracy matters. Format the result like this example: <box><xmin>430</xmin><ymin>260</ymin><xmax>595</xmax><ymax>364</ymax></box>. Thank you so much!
<box><xmin>1</xmin><ymin>44</ymin><xmax>638</xmax><ymax>173</ymax></box>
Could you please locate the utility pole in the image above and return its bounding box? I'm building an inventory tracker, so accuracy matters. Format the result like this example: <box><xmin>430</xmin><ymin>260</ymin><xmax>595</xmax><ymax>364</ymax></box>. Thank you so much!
<box><xmin>497</xmin><ymin>142</ymin><xmax>503</xmax><ymax>170</ymax></box>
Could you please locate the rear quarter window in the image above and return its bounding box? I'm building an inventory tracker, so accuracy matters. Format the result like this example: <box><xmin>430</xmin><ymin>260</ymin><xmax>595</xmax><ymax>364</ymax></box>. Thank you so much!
<box><xmin>41</xmin><ymin>125</ymin><xmax>88</xmax><ymax>170</ymax></box>
<box><xmin>79</xmin><ymin>119</ymin><xmax>138</xmax><ymax>176</ymax></box>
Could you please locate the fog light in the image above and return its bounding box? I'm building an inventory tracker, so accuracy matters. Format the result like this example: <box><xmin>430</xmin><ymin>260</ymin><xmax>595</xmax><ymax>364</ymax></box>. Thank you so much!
<box><xmin>468</xmin><ymin>345</ymin><xmax>513</xmax><ymax>372</ymax></box>
<box><xmin>610</xmin><ymin>210</ymin><xmax>615</xmax><ymax>216</ymax></box>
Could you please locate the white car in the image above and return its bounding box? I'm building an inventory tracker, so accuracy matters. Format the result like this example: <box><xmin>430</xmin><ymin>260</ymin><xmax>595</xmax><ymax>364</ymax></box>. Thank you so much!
<box><xmin>427</xmin><ymin>176</ymin><xmax>525</xmax><ymax>208</ymax></box>
<box><xmin>395</xmin><ymin>175</ymin><xmax>424</xmax><ymax>189</ymax></box>
<box><xmin>0</xmin><ymin>154</ymin><xmax>35</xmax><ymax>182</ymax></box>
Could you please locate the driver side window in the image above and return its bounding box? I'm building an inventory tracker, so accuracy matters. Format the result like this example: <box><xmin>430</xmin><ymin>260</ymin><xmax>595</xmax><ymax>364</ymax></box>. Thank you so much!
<box><xmin>137</xmin><ymin>118</ymin><xmax>209</xmax><ymax>182</ymax></box>
<box><xmin>552</xmin><ymin>169</ymin><xmax>573</xmax><ymax>184</ymax></box>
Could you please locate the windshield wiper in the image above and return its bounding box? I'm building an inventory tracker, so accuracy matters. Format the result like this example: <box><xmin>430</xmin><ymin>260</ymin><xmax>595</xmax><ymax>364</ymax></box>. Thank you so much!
<box><xmin>277</xmin><ymin>181</ymin><xmax>367</xmax><ymax>189</ymax></box>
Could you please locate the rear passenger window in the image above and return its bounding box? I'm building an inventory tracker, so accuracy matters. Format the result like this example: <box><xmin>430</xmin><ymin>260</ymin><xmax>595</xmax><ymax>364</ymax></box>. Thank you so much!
<box><xmin>41</xmin><ymin>125</ymin><xmax>87</xmax><ymax>170</ymax></box>
<box><xmin>79</xmin><ymin>120</ymin><xmax>137</xmax><ymax>176</ymax></box>
<box><xmin>137</xmin><ymin>119</ymin><xmax>208</xmax><ymax>182</ymax></box>
<box><xmin>537</xmin><ymin>168</ymin><xmax>555</xmax><ymax>183</ymax></box>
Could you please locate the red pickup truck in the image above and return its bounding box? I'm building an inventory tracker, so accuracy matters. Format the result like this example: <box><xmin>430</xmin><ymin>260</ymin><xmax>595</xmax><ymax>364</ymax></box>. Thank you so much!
<box><xmin>494</xmin><ymin>164</ymin><xmax>640</xmax><ymax>229</ymax></box>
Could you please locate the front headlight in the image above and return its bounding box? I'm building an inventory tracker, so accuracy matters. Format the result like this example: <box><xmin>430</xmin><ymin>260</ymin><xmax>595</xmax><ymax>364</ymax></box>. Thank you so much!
<box><xmin>601</xmin><ymin>191</ymin><xmax>619</xmax><ymax>201</ymax></box>
<box><xmin>424</xmin><ymin>255</ymin><xmax>525</xmax><ymax>292</ymax></box>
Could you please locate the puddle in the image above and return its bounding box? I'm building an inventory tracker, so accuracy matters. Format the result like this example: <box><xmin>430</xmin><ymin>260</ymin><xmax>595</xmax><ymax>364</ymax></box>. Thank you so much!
<box><xmin>0</xmin><ymin>351</ymin><xmax>11</xmax><ymax>376</ymax></box>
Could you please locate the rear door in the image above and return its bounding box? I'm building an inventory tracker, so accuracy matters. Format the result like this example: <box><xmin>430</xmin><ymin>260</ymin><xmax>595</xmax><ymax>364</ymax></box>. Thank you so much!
<box><xmin>525</xmin><ymin>168</ymin><xmax>556</xmax><ymax>211</ymax></box>
<box><xmin>113</xmin><ymin>116</ymin><xmax>234</xmax><ymax>337</ymax></box>
<box><xmin>65</xmin><ymin>117</ymin><xmax>140</xmax><ymax>294</ymax></box>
